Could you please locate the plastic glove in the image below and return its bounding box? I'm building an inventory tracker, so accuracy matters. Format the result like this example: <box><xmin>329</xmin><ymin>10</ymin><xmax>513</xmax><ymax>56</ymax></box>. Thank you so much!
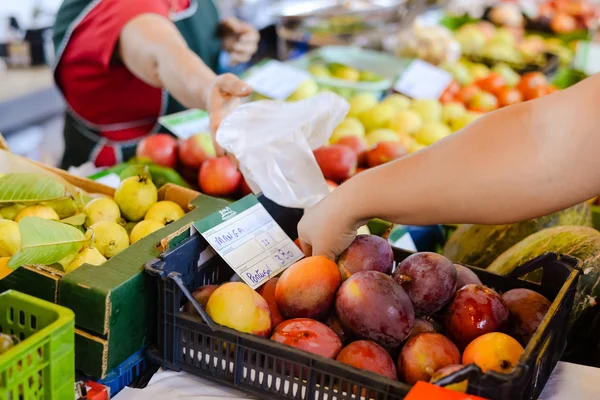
<box><xmin>207</xmin><ymin>73</ymin><xmax>253</xmax><ymax>156</ymax></box>
<box><xmin>220</xmin><ymin>17</ymin><xmax>260</xmax><ymax>66</ymax></box>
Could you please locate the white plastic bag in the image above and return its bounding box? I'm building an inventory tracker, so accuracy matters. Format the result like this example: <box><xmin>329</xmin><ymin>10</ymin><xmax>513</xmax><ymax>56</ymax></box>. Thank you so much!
<box><xmin>216</xmin><ymin>92</ymin><xmax>349</xmax><ymax>209</ymax></box>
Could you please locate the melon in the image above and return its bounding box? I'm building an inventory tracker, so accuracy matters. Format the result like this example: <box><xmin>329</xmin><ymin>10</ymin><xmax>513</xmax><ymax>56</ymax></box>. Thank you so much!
<box><xmin>442</xmin><ymin>203</ymin><xmax>592</xmax><ymax>268</ymax></box>
<box><xmin>487</xmin><ymin>225</ymin><xmax>600</xmax><ymax>365</ymax></box>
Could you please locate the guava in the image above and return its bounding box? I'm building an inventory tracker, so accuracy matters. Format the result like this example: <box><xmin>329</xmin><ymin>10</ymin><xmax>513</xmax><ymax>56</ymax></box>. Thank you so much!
<box><xmin>65</xmin><ymin>246</ymin><xmax>107</xmax><ymax>273</ymax></box>
<box><xmin>129</xmin><ymin>220</ymin><xmax>164</xmax><ymax>244</ymax></box>
<box><xmin>83</xmin><ymin>197</ymin><xmax>121</xmax><ymax>228</ymax></box>
<box><xmin>44</xmin><ymin>198</ymin><xmax>77</xmax><ymax>219</ymax></box>
<box><xmin>144</xmin><ymin>201</ymin><xmax>185</xmax><ymax>225</ymax></box>
<box><xmin>56</xmin><ymin>252</ymin><xmax>77</xmax><ymax>272</ymax></box>
<box><xmin>114</xmin><ymin>175</ymin><xmax>158</xmax><ymax>222</ymax></box>
<box><xmin>14</xmin><ymin>205</ymin><xmax>59</xmax><ymax>223</ymax></box>
<box><xmin>0</xmin><ymin>220</ymin><xmax>21</xmax><ymax>257</ymax></box>
<box><xmin>86</xmin><ymin>221</ymin><xmax>129</xmax><ymax>259</ymax></box>
<box><xmin>0</xmin><ymin>204</ymin><xmax>25</xmax><ymax>220</ymax></box>
<box><xmin>0</xmin><ymin>257</ymin><xmax>13</xmax><ymax>280</ymax></box>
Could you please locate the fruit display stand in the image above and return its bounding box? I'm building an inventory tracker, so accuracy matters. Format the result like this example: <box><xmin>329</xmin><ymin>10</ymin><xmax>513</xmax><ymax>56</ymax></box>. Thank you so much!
<box><xmin>143</xmin><ymin>196</ymin><xmax>580</xmax><ymax>400</ymax></box>
<box><xmin>0</xmin><ymin>290</ymin><xmax>75</xmax><ymax>399</ymax></box>
<box><xmin>0</xmin><ymin>136</ymin><xmax>236</xmax><ymax>378</ymax></box>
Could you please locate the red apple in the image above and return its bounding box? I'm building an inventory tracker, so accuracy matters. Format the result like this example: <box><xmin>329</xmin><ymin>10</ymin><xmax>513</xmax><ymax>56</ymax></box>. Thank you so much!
<box><xmin>366</xmin><ymin>141</ymin><xmax>407</xmax><ymax>167</ymax></box>
<box><xmin>136</xmin><ymin>134</ymin><xmax>178</xmax><ymax>168</ymax></box>
<box><xmin>313</xmin><ymin>145</ymin><xmax>358</xmax><ymax>182</ymax></box>
<box><xmin>178</xmin><ymin>133</ymin><xmax>216</xmax><ymax>168</ymax></box>
<box><xmin>198</xmin><ymin>156</ymin><xmax>242</xmax><ymax>197</ymax></box>
<box><xmin>336</xmin><ymin>136</ymin><xmax>368</xmax><ymax>166</ymax></box>
<box><xmin>240</xmin><ymin>177</ymin><xmax>253</xmax><ymax>196</ymax></box>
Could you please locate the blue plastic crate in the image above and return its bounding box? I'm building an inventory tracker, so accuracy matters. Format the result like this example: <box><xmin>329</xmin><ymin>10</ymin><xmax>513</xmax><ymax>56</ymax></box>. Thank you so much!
<box><xmin>95</xmin><ymin>346</ymin><xmax>148</xmax><ymax>398</ymax></box>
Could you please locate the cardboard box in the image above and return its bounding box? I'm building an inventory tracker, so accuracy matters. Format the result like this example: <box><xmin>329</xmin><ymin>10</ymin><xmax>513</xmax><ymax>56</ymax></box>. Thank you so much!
<box><xmin>0</xmin><ymin>137</ymin><xmax>229</xmax><ymax>376</ymax></box>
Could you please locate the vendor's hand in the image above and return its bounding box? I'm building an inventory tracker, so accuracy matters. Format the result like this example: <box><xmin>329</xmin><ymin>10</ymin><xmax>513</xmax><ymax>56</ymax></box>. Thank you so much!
<box><xmin>207</xmin><ymin>73</ymin><xmax>252</xmax><ymax>156</ymax></box>
<box><xmin>297</xmin><ymin>190</ymin><xmax>365</xmax><ymax>260</ymax></box>
<box><xmin>220</xmin><ymin>17</ymin><xmax>260</xmax><ymax>65</ymax></box>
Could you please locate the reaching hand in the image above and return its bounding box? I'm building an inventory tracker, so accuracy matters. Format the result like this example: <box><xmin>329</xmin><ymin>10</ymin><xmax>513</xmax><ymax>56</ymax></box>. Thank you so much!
<box><xmin>220</xmin><ymin>17</ymin><xmax>260</xmax><ymax>66</ymax></box>
<box><xmin>207</xmin><ymin>73</ymin><xmax>252</xmax><ymax>156</ymax></box>
<box><xmin>297</xmin><ymin>190</ymin><xmax>366</xmax><ymax>260</ymax></box>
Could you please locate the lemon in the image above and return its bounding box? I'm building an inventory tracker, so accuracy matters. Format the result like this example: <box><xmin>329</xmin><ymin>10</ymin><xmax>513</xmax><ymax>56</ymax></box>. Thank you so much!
<box><xmin>86</xmin><ymin>221</ymin><xmax>129</xmax><ymax>259</ymax></box>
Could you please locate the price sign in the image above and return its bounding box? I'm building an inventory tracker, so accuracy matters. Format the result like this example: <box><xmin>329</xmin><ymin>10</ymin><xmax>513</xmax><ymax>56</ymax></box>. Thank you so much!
<box><xmin>94</xmin><ymin>173</ymin><xmax>120</xmax><ymax>189</ymax></box>
<box><xmin>193</xmin><ymin>195</ymin><xmax>304</xmax><ymax>289</ymax></box>
<box><xmin>406</xmin><ymin>382</ymin><xmax>488</xmax><ymax>400</ymax></box>
<box><xmin>159</xmin><ymin>109</ymin><xmax>210</xmax><ymax>139</ymax></box>
<box><xmin>244</xmin><ymin>60</ymin><xmax>310</xmax><ymax>100</ymax></box>
<box><xmin>394</xmin><ymin>59</ymin><xmax>453</xmax><ymax>100</ymax></box>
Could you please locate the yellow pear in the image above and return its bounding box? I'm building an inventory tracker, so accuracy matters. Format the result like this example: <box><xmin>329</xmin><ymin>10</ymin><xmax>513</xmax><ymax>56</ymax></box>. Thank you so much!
<box><xmin>0</xmin><ymin>220</ymin><xmax>20</xmax><ymax>257</ymax></box>
<box><xmin>83</xmin><ymin>197</ymin><xmax>121</xmax><ymax>228</ymax></box>
<box><xmin>410</xmin><ymin>99</ymin><xmax>443</xmax><ymax>123</ymax></box>
<box><xmin>14</xmin><ymin>205</ymin><xmax>59</xmax><ymax>223</ymax></box>
<box><xmin>359</xmin><ymin>103</ymin><xmax>396</xmax><ymax>132</ymax></box>
<box><xmin>347</xmin><ymin>93</ymin><xmax>378</xmax><ymax>118</ymax></box>
<box><xmin>381</xmin><ymin>94</ymin><xmax>411</xmax><ymax>112</ymax></box>
<box><xmin>129</xmin><ymin>220</ymin><xmax>165</xmax><ymax>244</ymax></box>
<box><xmin>414</xmin><ymin>122</ymin><xmax>452</xmax><ymax>145</ymax></box>
<box><xmin>366</xmin><ymin>129</ymin><xmax>401</xmax><ymax>147</ymax></box>
<box><xmin>442</xmin><ymin>102</ymin><xmax>467</xmax><ymax>125</ymax></box>
<box><xmin>144</xmin><ymin>201</ymin><xmax>185</xmax><ymax>225</ymax></box>
<box><xmin>387</xmin><ymin>110</ymin><xmax>423</xmax><ymax>135</ymax></box>
<box><xmin>65</xmin><ymin>247</ymin><xmax>106</xmax><ymax>273</ymax></box>
<box><xmin>330</xmin><ymin>118</ymin><xmax>366</xmax><ymax>143</ymax></box>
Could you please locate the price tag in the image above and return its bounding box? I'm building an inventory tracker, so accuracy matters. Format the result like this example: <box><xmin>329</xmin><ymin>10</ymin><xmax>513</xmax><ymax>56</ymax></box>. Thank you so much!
<box><xmin>394</xmin><ymin>59</ymin><xmax>453</xmax><ymax>100</ymax></box>
<box><xmin>574</xmin><ymin>41</ymin><xmax>600</xmax><ymax>75</ymax></box>
<box><xmin>193</xmin><ymin>195</ymin><xmax>304</xmax><ymax>289</ymax></box>
<box><xmin>244</xmin><ymin>60</ymin><xmax>310</xmax><ymax>100</ymax></box>
<box><xmin>159</xmin><ymin>109</ymin><xmax>210</xmax><ymax>139</ymax></box>
<box><xmin>406</xmin><ymin>382</ymin><xmax>488</xmax><ymax>400</ymax></box>
<box><xmin>94</xmin><ymin>173</ymin><xmax>121</xmax><ymax>189</ymax></box>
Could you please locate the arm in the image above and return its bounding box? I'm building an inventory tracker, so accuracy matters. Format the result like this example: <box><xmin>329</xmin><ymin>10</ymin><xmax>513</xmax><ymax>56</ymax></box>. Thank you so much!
<box><xmin>299</xmin><ymin>74</ymin><xmax>600</xmax><ymax>258</ymax></box>
<box><xmin>119</xmin><ymin>14</ymin><xmax>251</xmax><ymax>151</ymax></box>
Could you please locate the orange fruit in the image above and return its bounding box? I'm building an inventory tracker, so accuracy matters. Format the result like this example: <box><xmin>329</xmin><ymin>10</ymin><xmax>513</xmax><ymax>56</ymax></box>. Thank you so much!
<box><xmin>462</xmin><ymin>332</ymin><xmax>524</xmax><ymax>373</ymax></box>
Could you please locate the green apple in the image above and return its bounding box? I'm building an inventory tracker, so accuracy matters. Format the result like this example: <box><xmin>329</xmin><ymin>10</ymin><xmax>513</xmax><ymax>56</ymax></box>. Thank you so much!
<box><xmin>330</xmin><ymin>117</ymin><xmax>366</xmax><ymax>143</ymax></box>
<box><xmin>387</xmin><ymin>109</ymin><xmax>423</xmax><ymax>135</ymax></box>
<box><xmin>287</xmin><ymin>79</ymin><xmax>319</xmax><ymax>101</ymax></box>
<box><xmin>410</xmin><ymin>99</ymin><xmax>443</xmax><ymax>123</ymax></box>
<box><xmin>442</xmin><ymin>103</ymin><xmax>467</xmax><ymax>125</ymax></box>
<box><xmin>347</xmin><ymin>93</ymin><xmax>378</xmax><ymax>118</ymax></box>
<box><xmin>359</xmin><ymin>103</ymin><xmax>396</xmax><ymax>132</ymax></box>
<box><xmin>366</xmin><ymin>129</ymin><xmax>400</xmax><ymax>147</ymax></box>
<box><xmin>414</xmin><ymin>122</ymin><xmax>452</xmax><ymax>145</ymax></box>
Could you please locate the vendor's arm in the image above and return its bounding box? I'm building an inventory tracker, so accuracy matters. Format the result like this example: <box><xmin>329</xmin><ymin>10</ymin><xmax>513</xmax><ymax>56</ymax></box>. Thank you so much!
<box><xmin>119</xmin><ymin>14</ymin><xmax>251</xmax><ymax>150</ymax></box>
<box><xmin>299</xmin><ymin>74</ymin><xmax>600</xmax><ymax>258</ymax></box>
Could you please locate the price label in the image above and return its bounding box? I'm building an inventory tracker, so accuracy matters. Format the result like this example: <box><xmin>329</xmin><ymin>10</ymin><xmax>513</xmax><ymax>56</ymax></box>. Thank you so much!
<box><xmin>574</xmin><ymin>41</ymin><xmax>600</xmax><ymax>75</ymax></box>
<box><xmin>193</xmin><ymin>195</ymin><xmax>304</xmax><ymax>289</ymax></box>
<box><xmin>159</xmin><ymin>109</ymin><xmax>210</xmax><ymax>139</ymax></box>
<box><xmin>244</xmin><ymin>60</ymin><xmax>310</xmax><ymax>100</ymax></box>
<box><xmin>406</xmin><ymin>382</ymin><xmax>488</xmax><ymax>400</ymax></box>
<box><xmin>394</xmin><ymin>59</ymin><xmax>453</xmax><ymax>100</ymax></box>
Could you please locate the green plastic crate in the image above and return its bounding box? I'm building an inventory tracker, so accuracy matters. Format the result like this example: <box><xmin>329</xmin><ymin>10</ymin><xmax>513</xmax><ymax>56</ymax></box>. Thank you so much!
<box><xmin>0</xmin><ymin>290</ymin><xmax>74</xmax><ymax>400</ymax></box>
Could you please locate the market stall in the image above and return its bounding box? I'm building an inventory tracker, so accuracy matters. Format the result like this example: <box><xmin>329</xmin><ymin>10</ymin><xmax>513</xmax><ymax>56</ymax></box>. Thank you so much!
<box><xmin>3</xmin><ymin>1</ymin><xmax>600</xmax><ymax>399</ymax></box>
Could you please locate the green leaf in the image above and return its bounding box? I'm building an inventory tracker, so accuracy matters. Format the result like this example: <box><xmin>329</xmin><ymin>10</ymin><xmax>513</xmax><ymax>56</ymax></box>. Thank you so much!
<box><xmin>61</xmin><ymin>213</ymin><xmax>87</xmax><ymax>227</ymax></box>
<box><xmin>0</xmin><ymin>173</ymin><xmax>69</xmax><ymax>204</ymax></box>
<box><xmin>8</xmin><ymin>217</ymin><xmax>86</xmax><ymax>269</ymax></box>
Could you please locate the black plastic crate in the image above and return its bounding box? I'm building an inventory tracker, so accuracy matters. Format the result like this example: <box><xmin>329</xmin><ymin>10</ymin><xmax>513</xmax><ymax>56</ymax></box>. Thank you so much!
<box><xmin>145</xmin><ymin>196</ymin><xmax>580</xmax><ymax>400</ymax></box>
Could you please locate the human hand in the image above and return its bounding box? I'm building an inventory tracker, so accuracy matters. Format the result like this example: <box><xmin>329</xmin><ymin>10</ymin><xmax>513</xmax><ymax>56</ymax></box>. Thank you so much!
<box><xmin>297</xmin><ymin>189</ymin><xmax>366</xmax><ymax>260</ymax></box>
<box><xmin>207</xmin><ymin>73</ymin><xmax>252</xmax><ymax>156</ymax></box>
<box><xmin>220</xmin><ymin>17</ymin><xmax>260</xmax><ymax>66</ymax></box>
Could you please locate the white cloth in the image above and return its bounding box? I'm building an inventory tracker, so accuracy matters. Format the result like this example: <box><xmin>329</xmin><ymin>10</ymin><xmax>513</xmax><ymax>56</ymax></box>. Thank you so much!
<box><xmin>114</xmin><ymin>362</ymin><xmax>600</xmax><ymax>400</ymax></box>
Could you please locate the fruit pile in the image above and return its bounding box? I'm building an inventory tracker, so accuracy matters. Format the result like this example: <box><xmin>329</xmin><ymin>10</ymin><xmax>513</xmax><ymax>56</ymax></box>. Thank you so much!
<box><xmin>453</xmin><ymin>21</ymin><xmax>574</xmax><ymax>66</ymax></box>
<box><xmin>135</xmin><ymin>133</ymin><xmax>249</xmax><ymax>199</ymax></box>
<box><xmin>307</xmin><ymin>62</ymin><xmax>384</xmax><ymax>83</ymax></box>
<box><xmin>0</xmin><ymin>171</ymin><xmax>184</xmax><ymax>275</ymax></box>
<box><xmin>187</xmin><ymin>234</ymin><xmax>552</xmax><ymax>391</ymax></box>
<box><xmin>312</xmin><ymin>93</ymin><xmax>479</xmax><ymax>182</ymax></box>
<box><xmin>0</xmin><ymin>333</ymin><xmax>19</xmax><ymax>355</ymax></box>
<box><xmin>537</xmin><ymin>0</ymin><xmax>597</xmax><ymax>33</ymax></box>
